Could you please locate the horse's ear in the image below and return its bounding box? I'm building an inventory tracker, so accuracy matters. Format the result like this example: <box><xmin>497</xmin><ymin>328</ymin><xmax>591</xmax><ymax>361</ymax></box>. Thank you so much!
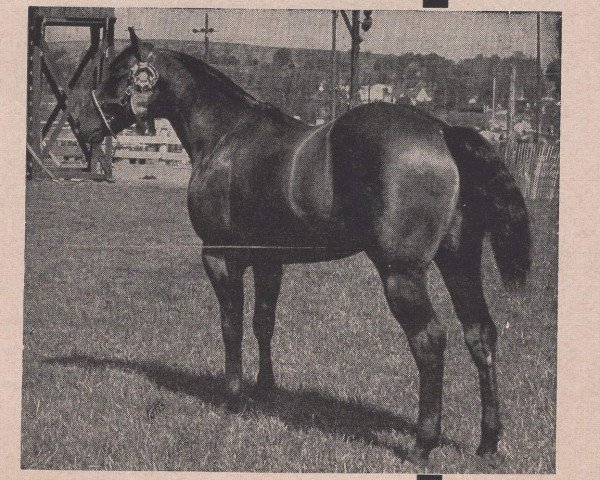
<box><xmin>128</xmin><ymin>26</ymin><xmax>141</xmax><ymax>60</ymax></box>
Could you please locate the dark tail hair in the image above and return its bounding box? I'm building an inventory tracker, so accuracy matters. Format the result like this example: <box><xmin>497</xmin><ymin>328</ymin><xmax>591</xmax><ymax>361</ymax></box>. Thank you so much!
<box><xmin>443</xmin><ymin>126</ymin><xmax>531</xmax><ymax>287</ymax></box>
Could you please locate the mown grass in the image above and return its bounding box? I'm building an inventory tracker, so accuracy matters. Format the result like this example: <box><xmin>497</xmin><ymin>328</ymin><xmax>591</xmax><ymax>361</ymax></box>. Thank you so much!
<box><xmin>21</xmin><ymin>179</ymin><xmax>557</xmax><ymax>473</ymax></box>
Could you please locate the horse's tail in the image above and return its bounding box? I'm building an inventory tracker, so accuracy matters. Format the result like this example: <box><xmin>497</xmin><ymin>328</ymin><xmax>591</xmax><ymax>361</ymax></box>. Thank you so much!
<box><xmin>442</xmin><ymin>126</ymin><xmax>531</xmax><ymax>288</ymax></box>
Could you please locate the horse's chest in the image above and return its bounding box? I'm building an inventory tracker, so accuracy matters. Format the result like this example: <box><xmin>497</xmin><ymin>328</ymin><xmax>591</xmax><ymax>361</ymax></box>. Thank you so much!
<box><xmin>187</xmin><ymin>147</ymin><xmax>235</xmax><ymax>241</ymax></box>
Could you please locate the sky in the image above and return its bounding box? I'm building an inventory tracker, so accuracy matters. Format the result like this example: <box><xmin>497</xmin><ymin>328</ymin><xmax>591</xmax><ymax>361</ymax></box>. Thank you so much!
<box><xmin>47</xmin><ymin>9</ymin><xmax>561</xmax><ymax>65</ymax></box>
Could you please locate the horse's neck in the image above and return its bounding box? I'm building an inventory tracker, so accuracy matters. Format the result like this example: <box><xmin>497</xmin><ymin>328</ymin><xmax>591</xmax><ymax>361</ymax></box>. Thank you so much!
<box><xmin>154</xmin><ymin>60</ymin><xmax>254</xmax><ymax>163</ymax></box>
<box><xmin>158</xmin><ymin>56</ymin><xmax>304</xmax><ymax>163</ymax></box>
<box><xmin>163</xmin><ymin>98</ymin><xmax>250</xmax><ymax>162</ymax></box>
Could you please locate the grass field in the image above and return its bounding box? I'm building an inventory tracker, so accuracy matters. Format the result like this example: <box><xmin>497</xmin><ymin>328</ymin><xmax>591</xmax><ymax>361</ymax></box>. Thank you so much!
<box><xmin>21</xmin><ymin>177</ymin><xmax>557</xmax><ymax>473</ymax></box>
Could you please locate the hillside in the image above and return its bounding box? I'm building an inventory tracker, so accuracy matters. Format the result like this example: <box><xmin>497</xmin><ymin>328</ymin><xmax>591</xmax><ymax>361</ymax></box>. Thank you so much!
<box><xmin>46</xmin><ymin>38</ymin><xmax>559</xmax><ymax>126</ymax></box>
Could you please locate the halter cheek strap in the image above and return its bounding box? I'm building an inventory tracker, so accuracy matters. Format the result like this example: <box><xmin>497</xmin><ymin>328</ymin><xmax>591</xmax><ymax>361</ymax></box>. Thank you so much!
<box><xmin>91</xmin><ymin>89</ymin><xmax>118</xmax><ymax>139</ymax></box>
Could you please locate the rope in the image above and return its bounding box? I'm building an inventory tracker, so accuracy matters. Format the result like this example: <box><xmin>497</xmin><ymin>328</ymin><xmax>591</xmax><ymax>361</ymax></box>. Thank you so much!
<box><xmin>91</xmin><ymin>90</ymin><xmax>118</xmax><ymax>139</ymax></box>
<box><xmin>30</xmin><ymin>243</ymin><xmax>329</xmax><ymax>251</ymax></box>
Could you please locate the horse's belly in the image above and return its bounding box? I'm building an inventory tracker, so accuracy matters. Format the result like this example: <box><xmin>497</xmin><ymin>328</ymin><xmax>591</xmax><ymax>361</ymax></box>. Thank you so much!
<box><xmin>187</xmin><ymin>154</ymin><xmax>349</xmax><ymax>250</ymax></box>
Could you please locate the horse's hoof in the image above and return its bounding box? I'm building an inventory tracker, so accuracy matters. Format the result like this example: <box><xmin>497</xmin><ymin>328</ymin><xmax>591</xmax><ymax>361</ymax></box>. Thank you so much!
<box><xmin>476</xmin><ymin>441</ymin><xmax>499</xmax><ymax>457</ymax></box>
<box><xmin>251</xmin><ymin>382</ymin><xmax>276</xmax><ymax>400</ymax></box>
<box><xmin>225</xmin><ymin>393</ymin><xmax>251</xmax><ymax>413</ymax></box>
<box><xmin>405</xmin><ymin>446</ymin><xmax>430</xmax><ymax>467</ymax></box>
<box><xmin>476</xmin><ymin>450</ymin><xmax>505</xmax><ymax>469</ymax></box>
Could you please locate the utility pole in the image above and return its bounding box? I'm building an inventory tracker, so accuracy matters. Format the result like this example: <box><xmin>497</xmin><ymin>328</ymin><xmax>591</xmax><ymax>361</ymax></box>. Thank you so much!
<box><xmin>535</xmin><ymin>12</ymin><xmax>542</xmax><ymax>142</ymax></box>
<box><xmin>340</xmin><ymin>10</ymin><xmax>372</xmax><ymax>110</ymax></box>
<box><xmin>349</xmin><ymin>10</ymin><xmax>361</xmax><ymax>109</ymax></box>
<box><xmin>331</xmin><ymin>10</ymin><xmax>338</xmax><ymax>120</ymax></box>
<box><xmin>507</xmin><ymin>64</ymin><xmax>517</xmax><ymax>141</ymax></box>
<box><xmin>192</xmin><ymin>13</ymin><xmax>215</xmax><ymax>62</ymax></box>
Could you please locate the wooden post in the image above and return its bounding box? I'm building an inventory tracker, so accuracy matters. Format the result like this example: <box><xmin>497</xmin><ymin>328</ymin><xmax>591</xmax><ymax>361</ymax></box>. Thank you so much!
<box><xmin>27</xmin><ymin>10</ymin><xmax>44</xmax><ymax>176</ymax></box>
<box><xmin>330</xmin><ymin>10</ymin><xmax>338</xmax><ymax>120</ymax></box>
<box><xmin>88</xmin><ymin>25</ymin><xmax>101</xmax><ymax>174</ymax></box>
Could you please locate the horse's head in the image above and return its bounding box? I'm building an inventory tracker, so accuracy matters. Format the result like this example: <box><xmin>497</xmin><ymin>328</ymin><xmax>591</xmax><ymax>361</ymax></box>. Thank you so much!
<box><xmin>76</xmin><ymin>27</ymin><xmax>162</xmax><ymax>145</ymax></box>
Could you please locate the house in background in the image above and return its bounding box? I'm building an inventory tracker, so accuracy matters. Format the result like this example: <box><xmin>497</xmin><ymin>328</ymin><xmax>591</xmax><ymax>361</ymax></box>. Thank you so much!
<box><xmin>359</xmin><ymin>83</ymin><xmax>395</xmax><ymax>103</ymax></box>
<box><xmin>394</xmin><ymin>79</ymin><xmax>433</xmax><ymax>107</ymax></box>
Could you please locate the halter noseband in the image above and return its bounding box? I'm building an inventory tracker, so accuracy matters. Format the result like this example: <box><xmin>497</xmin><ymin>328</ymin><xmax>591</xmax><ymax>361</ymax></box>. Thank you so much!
<box><xmin>91</xmin><ymin>57</ymin><xmax>159</xmax><ymax>139</ymax></box>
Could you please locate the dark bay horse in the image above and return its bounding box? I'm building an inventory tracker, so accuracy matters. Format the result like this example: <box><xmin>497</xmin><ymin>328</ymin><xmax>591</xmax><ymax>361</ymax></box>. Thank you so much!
<box><xmin>75</xmin><ymin>29</ymin><xmax>530</xmax><ymax>463</ymax></box>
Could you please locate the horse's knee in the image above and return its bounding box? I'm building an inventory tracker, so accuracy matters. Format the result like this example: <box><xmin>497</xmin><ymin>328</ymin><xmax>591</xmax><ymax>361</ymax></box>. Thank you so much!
<box><xmin>410</xmin><ymin>321</ymin><xmax>446</xmax><ymax>372</ymax></box>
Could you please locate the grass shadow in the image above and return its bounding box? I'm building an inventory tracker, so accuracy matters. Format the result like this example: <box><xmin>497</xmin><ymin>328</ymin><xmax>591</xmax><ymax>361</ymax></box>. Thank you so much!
<box><xmin>43</xmin><ymin>353</ymin><xmax>464</xmax><ymax>461</ymax></box>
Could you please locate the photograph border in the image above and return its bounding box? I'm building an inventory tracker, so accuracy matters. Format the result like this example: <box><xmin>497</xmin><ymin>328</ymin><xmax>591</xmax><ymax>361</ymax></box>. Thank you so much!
<box><xmin>2</xmin><ymin>0</ymin><xmax>599</xmax><ymax>478</ymax></box>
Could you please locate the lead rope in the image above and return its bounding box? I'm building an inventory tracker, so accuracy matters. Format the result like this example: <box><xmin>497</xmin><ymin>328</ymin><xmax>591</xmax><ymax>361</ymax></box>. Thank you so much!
<box><xmin>91</xmin><ymin>90</ymin><xmax>118</xmax><ymax>139</ymax></box>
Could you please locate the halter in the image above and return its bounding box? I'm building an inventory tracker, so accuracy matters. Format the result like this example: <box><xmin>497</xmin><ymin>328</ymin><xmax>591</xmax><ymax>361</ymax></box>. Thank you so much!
<box><xmin>90</xmin><ymin>56</ymin><xmax>159</xmax><ymax>139</ymax></box>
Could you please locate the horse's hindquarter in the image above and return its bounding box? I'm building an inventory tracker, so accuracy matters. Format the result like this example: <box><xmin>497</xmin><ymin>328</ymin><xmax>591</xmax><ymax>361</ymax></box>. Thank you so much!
<box><xmin>329</xmin><ymin>103</ymin><xmax>459</xmax><ymax>264</ymax></box>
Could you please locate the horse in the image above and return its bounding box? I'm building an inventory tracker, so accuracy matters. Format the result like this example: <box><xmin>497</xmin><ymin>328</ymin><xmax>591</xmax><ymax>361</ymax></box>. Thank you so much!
<box><xmin>74</xmin><ymin>28</ymin><xmax>531</xmax><ymax>464</ymax></box>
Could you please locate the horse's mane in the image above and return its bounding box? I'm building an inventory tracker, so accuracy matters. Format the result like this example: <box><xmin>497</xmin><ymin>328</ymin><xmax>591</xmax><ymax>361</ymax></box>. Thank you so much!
<box><xmin>166</xmin><ymin>49</ymin><xmax>304</xmax><ymax>126</ymax></box>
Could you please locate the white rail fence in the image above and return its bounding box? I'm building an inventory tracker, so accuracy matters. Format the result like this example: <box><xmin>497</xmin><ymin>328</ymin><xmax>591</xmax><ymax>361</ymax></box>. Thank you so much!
<box><xmin>503</xmin><ymin>141</ymin><xmax>560</xmax><ymax>202</ymax></box>
<box><xmin>52</xmin><ymin>130</ymin><xmax>189</xmax><ymax>165</ymax></box>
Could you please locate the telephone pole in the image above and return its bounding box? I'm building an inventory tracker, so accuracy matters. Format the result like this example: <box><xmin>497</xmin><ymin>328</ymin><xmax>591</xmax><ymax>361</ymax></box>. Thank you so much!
<box><xmin>507</xmin><ymin>64</ymin><xmax>517</xmax><ymax>141</ymax></box>
<box><xmin>192</xmin><ymin>13</ymin><xmax>215</xmax><ymax>62</ymax></box>
<box><xmin>535</xmin><ymin>12</ymin><xmax>542</xmax><ymax>142</ymax></box>
<box><xmin>349</xmin><ymin>10</ymin><xmax>361</xmax><ymax>109</ymax></box>
<box><xmin>340</xmin><ymin>10</ymin><xmax>372</xmax><ymax>110</ymax></box>
<box><xmin>330</xmin><ymin>10</ymin><xmax>338</xmax><ymax>120</ymax></box>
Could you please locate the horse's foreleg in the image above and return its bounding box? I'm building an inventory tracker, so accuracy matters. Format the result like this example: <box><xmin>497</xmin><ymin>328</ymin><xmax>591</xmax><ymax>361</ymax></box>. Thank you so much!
<box><xmin>374</xmin><ymin>261</ymin><xmax>446</xmax><ymax>462</ymax></box>
<box><xmin>252</xmin><ymin>262</ymin><xmax>283</xmax><ymax>391</ymax></box>
<box><xmin>436</xmin><ymin>242</ymin><xmax>502</xmax><ymax>457</ymax></box>
<box><xmin>202</xmin><ymin>252</ymin><xmax>246</xmax><ymax>397</ymax></box>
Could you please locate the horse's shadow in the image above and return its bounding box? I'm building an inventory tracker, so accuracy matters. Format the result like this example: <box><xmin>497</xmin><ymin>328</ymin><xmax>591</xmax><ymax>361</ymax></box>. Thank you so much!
<box><xmin>43</xmin><ymin>353</ymin><xmax>463</xmax><ymax>461</ymax></box>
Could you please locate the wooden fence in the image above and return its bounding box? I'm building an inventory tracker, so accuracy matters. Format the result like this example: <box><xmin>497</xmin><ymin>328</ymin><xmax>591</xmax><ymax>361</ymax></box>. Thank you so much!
<box><xmin>502</xmin><ymin>141</ymin><xmax>560</xmax><ymax>202</ymax></box>
<box><xmin>51</xmin><ymin>128</ymin><xmax>189</xmax><ymax>165</ymax></box>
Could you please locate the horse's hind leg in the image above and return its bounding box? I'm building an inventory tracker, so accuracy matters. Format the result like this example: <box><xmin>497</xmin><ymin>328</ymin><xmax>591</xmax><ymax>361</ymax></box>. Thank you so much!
<box><xmin>202</xmin><ymin>252</ymin><xmax>246</xmax><ymax>398</ymax></box>
<box><xmin>252</xmin><ymin>261</ymin><xmax>283</xmax><ymax>391</ymax></box>
<box><xmin>372</xmin><ymin>259</ymin><xmax>447</xmax><ymax>462</ymax></box>
<box><xmin>436</xmin><ymin>239</ymin><xmax>502</xmax><ymax>457</ymax></box>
